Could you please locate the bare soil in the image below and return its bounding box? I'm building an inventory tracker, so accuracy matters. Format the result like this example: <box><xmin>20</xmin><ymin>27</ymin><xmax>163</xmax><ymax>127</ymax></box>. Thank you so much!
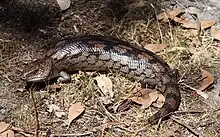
<box><xmin>0</xmin><ymin>0</ymin><xmax>220</xmax><ymax>136</ymax></box>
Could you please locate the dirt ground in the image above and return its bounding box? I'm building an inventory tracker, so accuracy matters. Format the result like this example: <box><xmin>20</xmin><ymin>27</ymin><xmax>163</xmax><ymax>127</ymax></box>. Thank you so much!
<box><xmin>0</xmin><ymin>0</ymin><xmax>220</xmax><ymax>136</ymax></box>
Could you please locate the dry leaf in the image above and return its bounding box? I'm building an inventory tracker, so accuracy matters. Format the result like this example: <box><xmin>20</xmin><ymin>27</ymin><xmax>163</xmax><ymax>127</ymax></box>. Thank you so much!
<box><xmin>0</xmin><ymin>122</ymin><xmax>15</xmax><ymax>137</ymax></box>
<box><xmin>201</xmin><ymin>20</ymin><xmax>216</xmax><ymax>29</ymax></box>
<box><xmin>128</xmin><ymin>89</ymin><xmax>159</xmax><ymax>109</ymax></box>
<box><xmin>157</xmin><ymin>12</ymin><xmax>167</xmax><ymax>20</ymax></box>
<box><xmin>152</xmin><ymin>93</ymin><xmax>165</xmax><ymax>108</ymax></box>
<box><xmin>173</xmin><ymin>17</ymin><xmax>187</xmax><ymax>23</ymax></box>
<box><xmin>198</xmin><ymin>69</ymin><xmax>214</xmax><ymax>91</ymax></box>
<box><xmin>181</xmin><ymin>21</ymin><xmax>197</xmax><ymax>29</ymax></box>
<box><xmin>181</xmin><ymin>20</ymin><xmax>216</xmax><ymax>29</ymax></box>
<box><xmin>187</xmin><ymin>7</ymin><xmax>202</xmax><ymax>15</ymax></box>
<box><xmin>56</xmin><ymin>0</ymin><xmax>71</xmax><ymax>11</ymax></box>
<box><xmin>94</xmin><ymin>75</ymin><xmax>114</xmax><ymax>98</ymax></box>
<box><xmin>211</xmin><ymin>26</ymin><xmax>220</xmax><ymax>40</ymax></box>
<box><xmin>68</xmin><ymin>102</ymin><xmax>85</xmax><ymax>125</ymax></box>
<box><xmin>157</xmin><ymin>8</ymin><xmax>183</xmax><ymax>22</ymax></box>
<box><xmin>166</xmin><ymin>8</ymin><xmax>183</xmax><ymax>20</ymax></box>
<box><xmin>194</xmin><ymin>69</ymin><xmax>214</xmax><ymax>99</ymax></box>
<box><xmin>144</xmin><ymin>44</ymin><xmax>167</xmax><ymax>53</ymax></box>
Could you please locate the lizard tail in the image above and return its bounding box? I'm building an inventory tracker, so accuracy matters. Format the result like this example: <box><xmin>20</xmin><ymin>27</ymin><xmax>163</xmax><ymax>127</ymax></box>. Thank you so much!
<box><xmin>147</xmin><ymin>82</ymin><xmax>181</xmax><ymax>124</ymax></box>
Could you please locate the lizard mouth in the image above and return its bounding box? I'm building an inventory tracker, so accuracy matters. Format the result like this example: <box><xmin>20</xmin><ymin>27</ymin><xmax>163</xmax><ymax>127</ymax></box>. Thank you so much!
<box><xmin>25</xmin><ymin>76</ymin><xmax>47</xmax><ymax>83</ymax></box>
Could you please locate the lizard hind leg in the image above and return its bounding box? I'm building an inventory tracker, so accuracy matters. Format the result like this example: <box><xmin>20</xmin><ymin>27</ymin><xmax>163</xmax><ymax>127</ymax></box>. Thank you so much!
<box><xmin>141</xmin><ymin>78</ymin><xmax>158</xmax><ymax>89</ymax></box>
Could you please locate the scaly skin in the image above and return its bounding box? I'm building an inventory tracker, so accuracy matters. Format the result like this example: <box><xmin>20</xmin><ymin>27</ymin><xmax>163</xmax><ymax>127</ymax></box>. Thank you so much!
<box><xmin>23</xmin><ymin>35</ymin><xmax>181</xmax><ymax>124</ymax></box>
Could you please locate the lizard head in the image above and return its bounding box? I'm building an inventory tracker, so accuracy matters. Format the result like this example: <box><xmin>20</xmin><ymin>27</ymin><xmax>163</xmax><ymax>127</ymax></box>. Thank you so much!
<box><xmin>22</xmin><ymin>59</ymin><xmax>52</xmax><ymax>83</ymax></box>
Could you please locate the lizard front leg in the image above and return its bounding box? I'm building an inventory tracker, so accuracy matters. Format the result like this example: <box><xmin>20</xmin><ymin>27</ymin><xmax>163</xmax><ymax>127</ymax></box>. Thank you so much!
<box><xmin>57</xmin><ymin>71</ymin><xmax>71</xmax><ymax>83</ymax></box>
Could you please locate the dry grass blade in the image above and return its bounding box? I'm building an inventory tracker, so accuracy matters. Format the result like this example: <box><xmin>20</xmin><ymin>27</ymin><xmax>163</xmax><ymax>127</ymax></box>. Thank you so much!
<box><xmin>181</xmin><ymin>20</ymin><xmax>216</xmax><ymax>29</ymax></box>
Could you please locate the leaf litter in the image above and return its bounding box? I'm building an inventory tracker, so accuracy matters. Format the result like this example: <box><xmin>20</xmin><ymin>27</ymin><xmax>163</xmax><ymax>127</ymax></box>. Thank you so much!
<box><xmin>157</xmin><ymin>8</ymin><xmax>216</xmax><ymax>30</ymax></box>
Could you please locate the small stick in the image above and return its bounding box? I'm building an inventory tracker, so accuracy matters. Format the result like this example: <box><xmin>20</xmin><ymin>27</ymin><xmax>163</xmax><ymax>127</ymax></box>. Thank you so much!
<box><xmin>174</xmin><ymin>110</ymin><xmax>205</xmax><ymax>114</ymax></box>
<box><xmin>180</xmin><ymin>83</ymin><xmax>198</xmax><ymax>91</ymax></box>
<box><xmin>114</xmin><ymin>125</ymin><xmax>134</xmax><ymax>133</ymax></box>
<box><xmin>30</xmin><ymin>90</ymin><xmax>39</xmax><ymax>137</ymax></box>
<box><xmin>49</xmin><ymin>132</ymin><xmax>93</xmax><ymax>137</ymax></box>
<box><xmin>170</xmin><ymin>116</ymin><xmax>200</xmax><ymax>137</ymax></box>
<box><xmin>98</xmin><ymin>99</ymin><xmax>117</xmax><ymax>121</ymax></box>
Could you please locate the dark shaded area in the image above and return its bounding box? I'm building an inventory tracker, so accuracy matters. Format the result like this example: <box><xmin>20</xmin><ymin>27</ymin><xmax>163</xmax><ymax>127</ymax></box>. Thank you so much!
<box><xmin>102</xmin><ymin>0</ymin><xmax>162</xmax><ymax>21</ymax></box>
<box><xmin>0</xmin><ymin>0</ymin><xmax>164</xmax><ymax>38</ymax></box>
<box><xmin>0</xmin><ymin>0</ymin><xmax>59</xmax><ymax>32</ymax></box>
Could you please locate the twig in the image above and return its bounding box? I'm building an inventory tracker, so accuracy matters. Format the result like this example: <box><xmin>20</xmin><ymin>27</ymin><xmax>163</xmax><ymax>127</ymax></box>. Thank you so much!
<box><xmin>3</xmin><ymin>74</ymin><xmax>13</xmax><ymax>82</ymax></box>
<box><xmin>180</xmin><ymin>83</ymin><xmax>209</xmax><ymax>99</ymax></box>
<box><xmin>30</xmin><ymin>90</ymin><xmax>39</xmax><ymax>137</ymax></box>
<box><xmin>134</xmin><ymin>124</ymin><xmax>150</xmax><ymax>135</ymax></box>
<box><xmin>49</xmin><ymin>132</ymin><xmax>93</xmax><ymax>137</ymax></box>
<box><xmin>135</xmin><ymin>109</ymin><xmax>204</xmax><ymax>134</ymax></box>
<box><xmin>135</xmin><ymin>112</ymin><xmax>174</xmax><ymax>134</ymax></box>
<box><xmin>98</xmin><ymin>99</ymin><xmax>117</xmax><ymax>121</ymax></box>
<box><xmin>180</xmin><ymin>83</ymin><xmax>198</xmax><ymax>91</ymax></box>
<box><xmin>174</xmin><ymin>110</ymin><xmax>205</xmax><ymax>114</ymax></box>
<box><xmin>170</xmin><ymin>116</ymin><xmax>200</xmax><ymax>137</ymax></box>
<box><xmin>114</xmin><ymin>125</ymin><xmax>134</xmax><ymax>133</ymax></box>
<box><xmin>17</xmin><ymin>131</ymin><xmax>34</xmax><ymax>137</ymax></box>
